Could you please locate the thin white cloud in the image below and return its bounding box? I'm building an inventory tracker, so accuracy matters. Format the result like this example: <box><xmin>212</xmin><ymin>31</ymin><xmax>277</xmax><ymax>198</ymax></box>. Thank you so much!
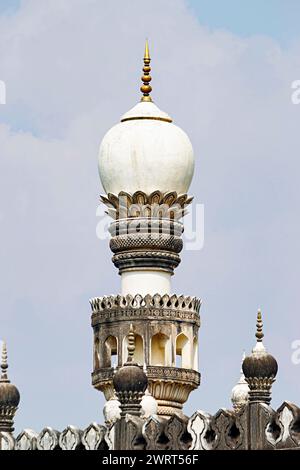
<box><xmin>0</xmin><ymin>0</ymin><xmax>299</xmax><ymax>431</ymax></box>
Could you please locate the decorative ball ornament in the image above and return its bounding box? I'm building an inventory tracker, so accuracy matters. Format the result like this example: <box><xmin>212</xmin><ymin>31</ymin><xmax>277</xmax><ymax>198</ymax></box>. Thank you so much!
<box><xmin>242</xmin><ymin>310</ymin><xmax>278</xmax><ymax>404</ymax></box>
<box><xmin>0</xmin><ymin>342</ymin><xmax>20</xmax><ymax>432</ymax></box>
<box><xmin>98</xmin><ymin>41</ymin><xmax>195</xmax><ymax>195</ymax></box>
<box><xmin>113</xmin><ymin>325</ymin><xmax>148</xmax><ymax>416</ymax></box>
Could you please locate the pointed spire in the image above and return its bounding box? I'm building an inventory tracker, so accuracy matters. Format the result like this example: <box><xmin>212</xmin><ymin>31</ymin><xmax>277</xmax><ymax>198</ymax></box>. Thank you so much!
<box><xmin>144</xmin><ymin>39</ymin><xmax>150</xmax><ymax>60</ymax></box>
<box><xmin>126</xmin><ymin>324</ymin><xmax>135</xmax><ymax>363</ymax></box>
<box><xmin>1</xmin><ymin>341</ymin><xmax>8</xmax><ymax>382</ymax></box>
<box><xmin>240</xmin><ymin>350</ymin><xmax>246</xmax><ymax>375</ymax></box>
<box><xmin>140</xmin><ymin>39</ymin><xmax>152</xmax><ymax>102</ymax></box>
<box><xmin>255</xmin><ymin>309</ymin><xmax>264</xmax><ymax>342</ymax></box>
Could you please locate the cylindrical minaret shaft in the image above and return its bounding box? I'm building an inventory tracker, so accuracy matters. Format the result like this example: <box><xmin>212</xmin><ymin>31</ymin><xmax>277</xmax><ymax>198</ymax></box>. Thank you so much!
<box><xmin>93</xmin><ymin>41</ymin><xmax>200</xmax><ymax>417</ymax></box>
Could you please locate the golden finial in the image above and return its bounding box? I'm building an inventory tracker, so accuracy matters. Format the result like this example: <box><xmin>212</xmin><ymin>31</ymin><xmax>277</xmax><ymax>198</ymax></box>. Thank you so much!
<box><xmin>126</xmin><ymin>324</ymin><xmax>135</xmax><ymax>362</ymax></box>
<box><xmin>255</xmin><ymin>309</ymin><xmax>264</xmax><ymax>342</ymax></box>
<box><xmin>140</xmin><ymin>39</ymin><xmax>152</xmax><ymax>102</ymax></box>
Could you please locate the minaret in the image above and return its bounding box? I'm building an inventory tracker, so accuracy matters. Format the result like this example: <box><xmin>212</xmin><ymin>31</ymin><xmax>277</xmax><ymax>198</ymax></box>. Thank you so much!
<box><xmin>91</xmin><ymin>42</ymin><xmax>201</xmax><ymax>417</ymax></box>
<box><xmin>0</xmin><ymin>342</ymin><xmax>20</xmax><ymax>432</ymax></box>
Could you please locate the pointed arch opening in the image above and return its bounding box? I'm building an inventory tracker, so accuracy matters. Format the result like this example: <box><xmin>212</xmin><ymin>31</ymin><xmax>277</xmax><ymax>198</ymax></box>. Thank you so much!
<box><xmin>94</xmin><ymin>337</ymin><xmax>100</xmax><ymax>370</ymax></box>
<box><xmin>176</xmin><ymin>333</ymin><xmax>189</xmax><ymax>368</ymax></box>
<box><xmin>104</xmin><ymin>335</ymin><xmax>118</xmax><ymax>368</ymax></box>
<box><xmin>193</xmin><ymin>336</ymin><xmax>198</xmax><ymax>371</ymax></box>
<box><xmin>151</xmin><ymin>333</ymin><xmax>170</xmax><ymax>366</ymax></box>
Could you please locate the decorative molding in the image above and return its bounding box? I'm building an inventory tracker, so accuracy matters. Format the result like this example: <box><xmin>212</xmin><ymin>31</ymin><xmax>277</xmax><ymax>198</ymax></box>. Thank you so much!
<box><xmin>37</xmin><ymin>427</ymin><xmax>60</xmax><ymax>450</ymax></box>
<box><xmin>100</xmin><ymin>191</ymin><xmax>193</xmax><ymax>220</ymax></box>
<box><xmin>59</xmin><ymin>426</ymin><xmax>83</xmax><ymax>450</ymax></box>
<box><xmin>110</xmin><ymin>233</ymin><xmax>183</xmax><ymax>255</ymax></box>
<box><xmin>146</xmin><ymin>366</ymin><xmax>200</xmax><ymax>385</ymax></box>
<box><xmin>91</xmin><ymin>293</ymin><xmax>201</xmax><ymax>316</ymax></box>
<box><xmin>112</xmin><ymin>250</ymin><xmax>181</xmax><ymax>274</ymax></box>
<box><xmin>3</xmin><ymin>401</ymin><xmax>300</xmax><ymax>451</ymax></box>
<box><xmin>91</xmin><ymin>295</ymin><xmax>201</xmax><ymax>327</ymax></box>
<box><xmin>246</xmin><ymin>377</ymin><xmax>275</xmax><ymax>404</ymax></box>
<box><xmin>92</xmin><ymin>366</ymin><xmax>200</xmax><ymax>417</ymax></box>
<box><xmin>188</xmin><ymin>411</ymin><xmax>215</xmax><ymax>450</ymax></box>
<box><xmin>0</xmin><ymin>432</ymin><xmax>15</xmax><ymax>450</ymax></box>
<box><xmin>82</xmin><ymin>423</ymin><xmax>107</xmax><ymax>450</ymax></box>
<box><xmin>15</xmin><ymin>429</ymin><xmax>38</xmax><ymax>450</ymax></box>
<box><xmin>109</xmin><ymin>218</ymin><xmax>183</xmax><ymax>237</ymax></box>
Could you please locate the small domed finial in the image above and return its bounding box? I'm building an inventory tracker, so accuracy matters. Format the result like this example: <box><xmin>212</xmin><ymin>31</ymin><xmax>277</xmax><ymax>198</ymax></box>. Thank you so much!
<box><xmin>231</xmin><ymin>351</ymin><xmax>249</xmax><ymax>412</ymax></box>
<box><xmin>0</xmin><ymin>341</ymin><xmax>20</xmax><ymax>432</ymax></box>
<box><xmin>140</xmin><ymin>39</ymin><xmax>152</xmax><ymax>102</ymax></box>
<box><xmin>113</xmin><ymin>326</ymin><xmax>148</xmax><ymax>417</ymax></box>
<box><xmin>242</xmin><ymin>310</ymin><xmax>278</xmax><ymax>404</ymax></box>
<box><xmin>255</xmin><ymin>309</ymin><xmax>264</xmax><ymax>342</ymax></box>
<box><xmin>126</xmin><ymin>324</ymin><xmax>135</xmax><ymax>363</ymax></box>
<box><xmin>1</xmin><ymin>341</ymin><xmax>8</xmax><ymax>381</ymax></box>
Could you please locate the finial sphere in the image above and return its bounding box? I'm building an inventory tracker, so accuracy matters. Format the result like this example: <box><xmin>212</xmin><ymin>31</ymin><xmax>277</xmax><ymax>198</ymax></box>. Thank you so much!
<box><xmin>99</xmin><ymin>42</ymin><xmax>194</xmax><ymax>195</ymax></box>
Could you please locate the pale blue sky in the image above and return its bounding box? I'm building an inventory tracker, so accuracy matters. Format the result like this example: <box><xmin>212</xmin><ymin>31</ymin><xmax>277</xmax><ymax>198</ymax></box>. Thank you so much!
<box><xmin>0</xmin><ymin>0</ymin><xmax>20</xmax><ymax>14</ymax></box>
<box><xmin>188</xmin><ymin>0</ymin><xmax>300</xmax><ymax>44</ymax></box>
<box><xmin>0</xmin><ymin>0</ymin><xmax>300</xmax><ymax>435</ymax></box>
<box><xmin>1</xmin><ymin>0</ymin><xmax>300</xmax><ymax>42</ymax></box>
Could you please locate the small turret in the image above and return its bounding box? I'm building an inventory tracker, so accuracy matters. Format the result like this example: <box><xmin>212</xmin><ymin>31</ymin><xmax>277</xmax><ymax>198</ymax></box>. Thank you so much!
<box><xmin>0</xmin><ymin>341</ymin><xmax>20</xmax><ymax>432</ymax></box>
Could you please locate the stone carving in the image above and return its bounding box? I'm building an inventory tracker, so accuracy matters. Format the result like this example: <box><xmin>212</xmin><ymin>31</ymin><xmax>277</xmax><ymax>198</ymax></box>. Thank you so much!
<box><xmin>81</xmin><ymin>422</ymin><xmax>106</xmax><ymax>450</ymax></box>
<box><xmin>36</xmin><ymin>427</ymin><xmax>60</xmax><ymax>450</ymax></box>
<box><xmin>212</xmin><ymin>408</ymin><xmax>241</xmax><ymax>450</ymax></box>
<box><xmin>90</xmin><ymin>293</ymin><xmax>201</xmax><ymax>316</ymax></box>
<box><xmin>125</xmin><ymin>415</ymin><xmax>145</xmax><ymax>450</ymax></box>
<box><xmin>91</xmin><ymin>297</ymin><xmax>201</xmax><ymax>414</ymax></box>
<box><xmin>112</xmin><ymin>250</ymin><xmax>181</xmax><ymax>274</ymax></box>
<box><xmin>16</xmin><ymin>429</ymin><xmax>38</xmax><ymax>450</ymax></box>
<box><xmin>104</xmin><ymin>424</ymin><xmax>115</xmax><ymax>450</ymax></box>
<box><xmin>100</xmin><ymin>191</ymin><xmax>193</xmax><ymax>220</ymax></box>
<box><xmin>0</xmin><ymin>431</ymin><xmax>15</xmax><ymax>450</ymax></box>
<box><xmin>142</xmin><ymin>416</ymin><xmax>164</xmax><ymax>450</ymax></box>
<box><xmin>164</xmin><ymin>414</ymin><xmax>190</xmax><ymax>450</ymax></box>
<box><xmin>188</xmin><ymin>411</ymin><xmax>214</xmax><ymax>450</ymax></box>
<box><xmin>109</xmin><ymin>218</ymin><xmax>183</xmax><ymax>237</ymax></box>
<box><xmin>2</xmin><ymin>401</ymin><xmax>300</xmax><ymax>451</ymax></box>
<box><xmin>247</xmin><ymin>403</ymin><xmax>276</xmax><ymax>450</ymax></box>
<box><xmin>275</xmin><ymin>402</ymin><xmax>300</xmax><ymax>448</ymax></box>
<box><xmin>147</xmin><ymin>367</ymin><xmax>200</xmax><ymax>417</ymax></box>
<box><xmin>59</xmin><ymin>425</ymin><xmax>83</xmax><ymax>450</ymax></box>
<box><xmin>110</xmin><ymin>233</ymin><xmax>183</xmax><ymax>254</ymax></box>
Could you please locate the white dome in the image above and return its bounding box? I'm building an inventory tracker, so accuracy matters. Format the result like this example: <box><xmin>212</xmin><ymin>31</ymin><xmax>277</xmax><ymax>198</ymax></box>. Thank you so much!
<box><xmin>231</xmin><ymin>378</ymin><xmax>249</xmax><ymax>412</ymax></box>
<box><xmin>231</xmin><ymin>354</ymin><xmax>249</xmax><ymax>412</ymax></box>
<box><xmin>141</xmin><ymin>390</ymin><xmax>158</xmax><ymax>418</ymax></box>
<box><xmin>103</xmin><ymin>396</ymin><xmax>121</xmax><ymax>425</ymax></box>
<box><xmin>98</xmin><ymin>101</ymin><xmax>194</xmax><ymax>195</ymax></box>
